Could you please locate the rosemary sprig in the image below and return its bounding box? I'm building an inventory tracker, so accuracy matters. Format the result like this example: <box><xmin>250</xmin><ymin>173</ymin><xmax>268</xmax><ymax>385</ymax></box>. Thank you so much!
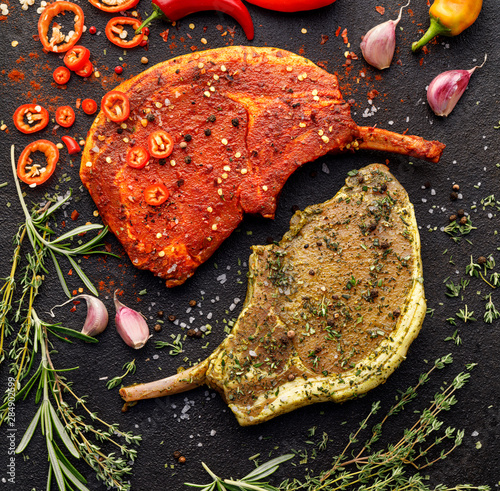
<box><xmin>106</xmin><ymin>359</ymin><xmax>137</xmax><ymax>389</ymax></box>
<box><xmin>185</xmin><ymin>454</ymin><xmax>295</xmax><ymax>491</ymax></box>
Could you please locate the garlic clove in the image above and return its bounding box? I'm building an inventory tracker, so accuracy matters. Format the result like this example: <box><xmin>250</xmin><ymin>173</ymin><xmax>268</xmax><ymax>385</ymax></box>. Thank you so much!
<box><xmin>49</xmin><ymin>294</ymin><xmax>108</xmax><ymax>337</ymax></box>
<box><xmin>360</xmin><ymin>0</ymin><xmax>410</xmax><ymax>70</ymax></box>
<box><xmin>114</xmin><ymin>290</ymin><xmax>150</xmax><ymax>349</ymax></box>
<box><xmin>427</xmin><ymin>54</ymin><xmax>487</xmax><ymax>117</ymax></box>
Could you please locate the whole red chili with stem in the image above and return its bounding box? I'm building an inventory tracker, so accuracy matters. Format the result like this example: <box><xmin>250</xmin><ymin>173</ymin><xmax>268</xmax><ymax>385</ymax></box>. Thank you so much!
<box><xmin>245</xmin><ymin>0</ymin><xmax>335</xmax><ymax>12</ymax></box>
<box><xmin>136</xmin><ymin>0</ymin><xmax>254</xmax><ymax>40</ymax></box>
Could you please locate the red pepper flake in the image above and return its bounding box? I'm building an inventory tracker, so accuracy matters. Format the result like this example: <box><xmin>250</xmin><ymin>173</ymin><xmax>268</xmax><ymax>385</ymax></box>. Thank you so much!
<box><xmin>186</xmin><ymin>33</ymin><xmax>192</xmax><ymax>39</ymax></box>
<box><xmin>190</xmin><ymin>46</ymin><xmax>197</xmax><ymax>51</ymax></box>
<box><xmin>298</xmin><ymin>47</ymin><xmax>304</xmax><ymax>55</ymax></box>
<box><xmin>71</xmin><ymin>210</ymin><xmax>79</xmax><ymax>221</ymax></box>
<box><xmin>402</xmin><ymin>128</ymin><xmax>409</xmax><ymax>135</ymax></box>
<box><xmin>160</xmin><ymin>29</ymin><xmax>169</xmax><ymax>42</ymax></box>
<box><xmin>70</xmin><ymin>306</ymin><xmax>77</xmax><ymax>312</ymax></box>
<box><xmin>73</xmin><ymin>300</ymin><xmax>81</xmax><ymax>305</ymax></box>
<box><xmin>367</xmin><ymin>89</ymin><xmax>379</xmax><ymax>99</ymax></box>
<box><xmin>76</xmin><ymin>98</ymin><xmax>81</xmax><ymax>109</ymax></box>
<box><xmin>8</xmin><ymin>69</ymin><xmax>24</xmax><ymax>82</ymax></box>
<box><xmin>407</xmin><ymin>8</ymin><xmax>414</xmax><ymax>16</ymax></box>
<box><xmin>375</xmin><ymin>6</ymin><xmax>385</xmax><ymax>15</ymax></box>
<box><xmin>73</xmin><ymin>289</ymin><xmax>78</xmax><ymax>296</ymax></box>
<box><xmin>335</xmin><ymin>26</ymin><xmax>341</xmax><ymax>37</ymax></box>
<box><xmin>32</xmin><ymin>34</ymin><xmax>40</xmax><ymax>42</ymax></box>
<box><xmin>216</xmin><ymin>24</ymin><xmax>223</xmax><ymax>31</ymax></box>
<box><xmin>320</xmin><ymin>34</ymin><xmax>329</xmax><ymax>45</ymax></box>
<box><xmin>16</xmin><ymin>56</ymin><xmax>26</xmax><ymax>64</ymax></box>
<box><xmin>419</xmin><ymin>58</ymin><xmax>424</xmax><ymax>66</ymax></box>
<box><xmin>68</xmin><ymin>269</ymin><xmax>73</xmax><ymax>276</ymax></box>
<box><xmin>422</xmin><ymin>45</ymin><xmax>429</xmax><ymax>55</ymax></box>
<box><xmin>341</xmin><ymin>28</ymin><xmax>348</xmax><ymax>44</ymax></box>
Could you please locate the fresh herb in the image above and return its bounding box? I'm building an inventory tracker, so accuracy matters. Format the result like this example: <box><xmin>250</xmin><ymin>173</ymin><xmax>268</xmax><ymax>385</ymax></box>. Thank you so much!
<box><xmin>484</xmin><ymin>294</ymin><xmax>500</xmax><ymax>324</ymax></box>
<box><xmin>444</xmin><ymin>217</ymin><xmax>476</xmax><ymax>242</ymax></box>
<box><xmin>444</xmin><ymin>329</ymin><xmax>462</xmax><ymax>345</ymax></box>
<box><xmin>106</xmin><ymin>359</ymin><xmax>137</xmax><ymax>389</ymax></box>
<box><xmin>184</xmin><ymin>454</ymin><xmax>294</xmax><ymax>491</ymax></box>
<box><xmin>0</xmin><ymin>146</ymin><xmax>140</xmax><ymax>490</ymax></box>
<box><xmin>155</xmin><ymin>333</ymin><xmax>184</xmax><ymax>355</ymax></box>
<box><xmin>456</xmin><ymin>305</ymin><xmax>476</xmax><ymax>323</ymax></box>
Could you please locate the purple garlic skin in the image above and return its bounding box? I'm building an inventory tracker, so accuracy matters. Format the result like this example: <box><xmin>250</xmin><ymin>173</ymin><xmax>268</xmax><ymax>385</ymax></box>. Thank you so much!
<box><xmin>360</xmin><ymin>1</ymin><xmax>409</xmax><ymax>70</ymax></box>
<box><xmin>427</xmin><ymin>70</ymin><xmax>471</xmax><ymax>117</ymax></box>
<box><xmin>114</xmin><ymin>290</ymin><xmax>150</xmax><ymax>349</ymax></box>
<box><xmin>427</xmin><ymin>55</ymin><xmax>487</xmax><ymax>117</ymax></box>
<box><xmin>81</xmin><ymin>295</ymin><xmax>109</xmax><ymax>337</ymax></box>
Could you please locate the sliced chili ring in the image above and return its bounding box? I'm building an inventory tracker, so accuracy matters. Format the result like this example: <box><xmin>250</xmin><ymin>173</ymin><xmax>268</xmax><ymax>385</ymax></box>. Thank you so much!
<box><xmin>61</xmin><ymin>135</ymin><xmax>81</xmax><ymax>154</ymax></box>
<box><xmin>101</xmin><ymin>91</ymin><xmax>130</xmax><ymax>123</ymax></box>
<box><xmin>127</xmin><ymin>146</ymin><xmax>149</xmax><ymax>169</ymax></box>
<box><xmin>64</xmin><ymin>45</ymin><xmax>90</xmax><ymax>71</ymax></box>
<box><xmin>53</xmin><ymin>66</ymin><xmax>71</xmax><ymax>84</ymax></box>
<box><xmin>82</xmin><ymin>98</ymin><xmax>98</xmax><ymax>115</ymax></box>
<box><xmin>148</xmin><ymin>130</ymin><xmax>174</xmax><ymax>159</ymax></box>
<box><xmin>13</xmin><ymin>104</ymin><xmax>49</xmax><ymax>134</ymax></box>
<box><xmin>37</xmin><ymin>1</ymin><xmax>84</xmax><ymax>53</ymax></box>
<box><xmin>17</xmin><ymin>140</ymin><xmax>59</xmax><ymax>187</ymax></box>
<box><xmin>144</xmin><ymin>183</ymin><xmax>169</xmax><ymax>206</ymax></box>
<box><xmin>105</xmin><ymin>17</ymin><xmax>144</xmax><ymax>48</ymax></box>
<box><xmin>88</xmin><ymin>0</ymin><xmax>139</xmax><ymax>13</ymax></box>
<box><xmin>55</xmin><ymin>106</ymin><xmax>76</xmax><ymax>128</ymax></box>
<box><xmin>75</xmin><ymin>60</ymin><xmax>94</xmax><ymax>77</ymax></box>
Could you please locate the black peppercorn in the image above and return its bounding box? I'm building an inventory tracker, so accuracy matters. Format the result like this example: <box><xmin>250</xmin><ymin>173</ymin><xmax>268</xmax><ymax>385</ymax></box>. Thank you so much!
<box><xmin>477</xmin><ymin>256</ymin><xmax>487</xmax><ymax>265</ymax></box>
<box><xmin>168</xmin><ymin>314</ymin><xmax>176</xmax><ymax>322</ymax></box>
<box><xmin>173</xmin><ymin>451</ymin><xmax>181</xmax><ymax>459</ymax></box>
<box><xmin>309</xmin><ymin>269</ymin><xmax>315</xmax><ymax>276</ymax></box>
<box><xmin>154</xmin><ymin>324</ymin><xmax>162</xmax><ymax>332</ymax></box>
<box><xmin>146</xmin><ymin>113</ymin><xmax>155</xmax><ymax>122</ymax></box>
<box><xmin>449</xmin><ymin>215</ymin><xmax>457</xmax><ymax>222</ymax></box>
<box><xmin>231</xmin><ymin>118</ymin><xmax>239</xmax><ymax>127</ymax></box>
<box><xmin>195</xmin><ymin>330</ymin><xmax>203</xmax><ymax>338</ymax></box>
<box><xmin>380</xmin><ymin>183</ymin><xmax>387</xmax><ymax>193</ymax></box>
<box><xmin>450</xmin><ymin>191</ymin><xmax>458</xmax><ymax>201</ymax></box>
<box><xmin>204</xmin><ymin>128</ymin><xmax>211</xmax><ymax>136</ymax></box>
<box><xmin>184</xmin><ymin>134</ymin><xmax>192</xmax><ymax>142</ymax></box>
<box><xmin>117</xmin><ymin>128</ymin><xmax>123</xmax><ymax>134</ymax></box>
<box><xmin>459</xmin><ymin>216</ymin><xmax>467</xmax><ymax>225</ymax></box>
<box><xmin>207</xmin><ymin>114</ymin><xmax>216</xmax><ymax>122</ymax></box>
<box><xmin>457</xmin><ymin>209</ymin><xmax>465</xmax><ymax>217</ymax></box>
<box><xmin>184</xmin><ymin>156</ymin><xmax>192</xmax><ymax>164</ymax></box>
<box><xmin>358</xmin><ymin>175</ymin><xmax>365</xmax><ymax>184</ymax></box>
<box><xmin>189</xmin><ymin>299</ymin><xmax>197</xmax><ymax>307</ymax></box>
<box><xmin>187</xmin><ymin>329</ymin><xmax>196</xmax><ymax>337</ymax></box>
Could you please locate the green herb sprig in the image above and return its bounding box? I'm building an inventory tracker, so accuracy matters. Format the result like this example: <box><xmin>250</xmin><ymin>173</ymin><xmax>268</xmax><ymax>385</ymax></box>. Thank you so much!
<box><xmin>106</xmin><ymin>359</ymin><xmax>137</xmax><ymax>389</ymax></box>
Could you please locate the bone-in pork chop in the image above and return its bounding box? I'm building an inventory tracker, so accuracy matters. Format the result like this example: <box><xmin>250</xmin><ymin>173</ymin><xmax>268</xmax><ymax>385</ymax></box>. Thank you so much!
<box><xmin>120</xmin><ymin>164</ymin><xmax>426</xmax><ymax>426</ymax></box>
<box><xmin>80</xmin><ymin>46</ymin><xmax>443</xmax><ymax>286</ymax></box>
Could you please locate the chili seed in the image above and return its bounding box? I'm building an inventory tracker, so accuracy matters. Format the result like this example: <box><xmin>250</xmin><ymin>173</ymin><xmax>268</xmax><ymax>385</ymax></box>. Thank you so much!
<box><xmin>204</xmin><ymin>128</ymin><xmax>211</xmax><ymax>136</ymax></box>
<box><xmin>89</xmin><ymin>26</ymin><xmax>97</xmax><ymax>35</ymax></box>
<box><xmin>168</xmin><ymin>314</ymin><xmax>176</xmax><ymax>322</ymax></box>
<box><xmin>141</xmin><ymin>57</ymin><xmax>149</xmax><ymax>64</ymax></box>
<box><xmin>114</xmin><ymin>66</ymin><xmax>123</xmax><ymax>75</ymax></box>
<box><xmin>154</xmin><ymin>324</ymin><xmax>162</xmax><ymax>332</ymax></box>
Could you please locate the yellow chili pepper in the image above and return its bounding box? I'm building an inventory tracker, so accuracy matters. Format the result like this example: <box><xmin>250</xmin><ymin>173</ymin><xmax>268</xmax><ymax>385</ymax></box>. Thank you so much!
<box><xmin>412</xmin><ymin>0</ymin><xmax>483</xmax><ymax>52</ymax></box>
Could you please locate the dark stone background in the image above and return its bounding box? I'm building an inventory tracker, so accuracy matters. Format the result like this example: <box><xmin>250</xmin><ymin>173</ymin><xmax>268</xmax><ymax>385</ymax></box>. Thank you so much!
<box><xmin>0</xmin><ymin>0</ymin><xmax>499</xmax><ymax>489</ymax></box>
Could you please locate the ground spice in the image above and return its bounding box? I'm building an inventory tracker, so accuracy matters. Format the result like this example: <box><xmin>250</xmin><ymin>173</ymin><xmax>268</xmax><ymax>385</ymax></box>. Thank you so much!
<box><xmin>160</xmin><ymin>29</ymin><xmax>169</xmax><ymax>42</ymax></box>
<box><xmin>8</xmin><ymin>69</ymin><xmax>24</xmax><ymax>82</ymax></box>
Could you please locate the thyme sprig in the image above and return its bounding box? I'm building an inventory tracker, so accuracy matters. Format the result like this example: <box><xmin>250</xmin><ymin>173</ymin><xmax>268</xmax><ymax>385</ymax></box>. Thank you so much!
<box><xmin>106</xmin><ymin>359</ymin><xmax>137</xmax><ymax>390</ymax></box>
<box><xmin>187</xmin><ymin>355</ymin><xmax>489</xmax><ymax>491</ymax></box>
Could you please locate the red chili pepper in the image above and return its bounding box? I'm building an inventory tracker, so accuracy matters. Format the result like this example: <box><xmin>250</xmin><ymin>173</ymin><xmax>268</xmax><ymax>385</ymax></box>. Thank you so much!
<box><xmin>38</xmin><ymin>1</ymin><xmax>85</xmax><ymax>53</ymax></box>
<box><xmin>82</xmin><ymin>98</ymin><xmax>98</xmax><ymax>115</ymax></box>
<box><xmin>53</xmin><ymin>66</ymin><xmax>71</xmax><ymax>84</ymax></box>
<box><xmin>144</xmin><ymin>183</ymin><xmax>169</xmax><ymax>206</ymax></box>
<box><xmin>106</xmin><ymin>17</ymin><xmax>145</xmax><ymax>48</ymax></box>
<box><xmin>75</xmin><ymin>60</ymin><xmax>94</xmax><ymax>77</ymax></box>
<box><xmin>64</xmin><ymin>45</ymin><xmax>90</xmax><ymax>71</ymax></box>
<box><xmin>88</xmin><ymin>0</ymin><xmax>139</xmax><ymax>13</ymax></box>
<box><xmin>137</xmin><ymin>0</ymin><xmax>254</xmax><ymax>40</ymax></box>
<box><xmin>62</xmin><ymin>135</ymin><xmax>81</xmax><ymax>154</ymax></box>
<box><xmin>56</xmin><ymin>106</ymin><xmax>76</xmax><ymax>128</ymax></box>
<box><xmin>17</xmin><ymin>140</ymin><xmax>59</xmax><ymax>187</ymax></box>
<box><xmin>13</xmin><ymin>104</ymin><xmax>49</xmax><ymax>134</ymax></box>
<box><xmin>244</xmin><ymin>0</ymin><xmax>335</xmax><ymax>12</ymax></box>
<box><xmin>127</xmin><ymin>146</ymin><xmax>150</xmax><ymax>169</ymax></box>
<box><xmin>148</xmin><ymin>130</ymin><xmax>174</xmax><ymax>158</ymax></box>
<box><xmin>101</xmin><ymin>91</ymin><xmax>130</xmax><ymax>123</ymax></box>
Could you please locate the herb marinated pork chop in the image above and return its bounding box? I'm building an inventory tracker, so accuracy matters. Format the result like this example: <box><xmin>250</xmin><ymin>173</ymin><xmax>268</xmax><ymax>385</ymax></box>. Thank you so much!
<box><xmin>120</xmin><ymin>164</ymin><xmax>426</xmax><ymax>425</ymax></box>
<box><xmin>80</xmin><ymin>46</ymin><xmax>444</xmax><ymax>287</ymax></box>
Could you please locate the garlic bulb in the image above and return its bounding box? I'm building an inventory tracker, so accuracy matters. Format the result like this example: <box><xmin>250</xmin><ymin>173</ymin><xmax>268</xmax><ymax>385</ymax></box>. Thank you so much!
<box><xmin>114</xmin><ymin>290</ymin><xmax>150</xmax><ymax>349</ymax></box>
<box><xmin>49</xmin><ymin>294</ymin><xmax>108</xmax><ymax>337</ymax></box>
<box><xmin>360</xmin><ymin>1</ymin><xmax>410</xmax><ymax>70</ymax></box>
<box><xmin>427</xmin><ymin>54</ymin><xmax>487</xmax><ymax>117</ymax></box>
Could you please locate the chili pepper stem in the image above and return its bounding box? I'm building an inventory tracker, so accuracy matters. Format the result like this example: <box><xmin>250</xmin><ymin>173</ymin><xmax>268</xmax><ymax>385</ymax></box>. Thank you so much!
<box><xmin>412</xmin><ymin>17</ymin><xmax>451</xmax><ymax>52</ymax></box>
<box><xmin>136</xmin><ymin>6</ymin><xmax>166</xmax><ymax>34</ymax></box>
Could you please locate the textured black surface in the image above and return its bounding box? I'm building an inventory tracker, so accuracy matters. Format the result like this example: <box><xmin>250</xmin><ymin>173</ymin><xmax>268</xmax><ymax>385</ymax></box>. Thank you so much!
<box><xmin>1</xmin><ymin>0</ymin><xmax>499</xmax><ymax>489</ymax></box>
